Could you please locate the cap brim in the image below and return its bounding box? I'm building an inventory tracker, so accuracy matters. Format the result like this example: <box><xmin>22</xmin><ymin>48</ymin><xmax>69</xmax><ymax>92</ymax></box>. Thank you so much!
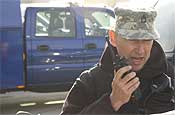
<box><xmin>117</xmin><ymin>28</ymin><xmax>160</xmax><ymax>40</ymax></box>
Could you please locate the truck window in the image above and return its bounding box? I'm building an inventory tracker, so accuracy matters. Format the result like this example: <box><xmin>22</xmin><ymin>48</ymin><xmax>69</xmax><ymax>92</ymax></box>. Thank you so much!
<box><xmin>84</xmin><ymin>10</ymin><xmax>115</xmax><ymax>37</ymax></box>
<box><xmin>35</xmin><ymin>9</ymin><xmax>75</xmax><ymax>38</ymax></box>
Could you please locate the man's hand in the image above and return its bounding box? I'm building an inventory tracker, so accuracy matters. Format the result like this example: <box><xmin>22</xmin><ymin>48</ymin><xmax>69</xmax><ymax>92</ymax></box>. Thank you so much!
<box><xmin>110</xmin><ymin>66</ymin><xmax>140</xmax><ymax>111</ymax></box>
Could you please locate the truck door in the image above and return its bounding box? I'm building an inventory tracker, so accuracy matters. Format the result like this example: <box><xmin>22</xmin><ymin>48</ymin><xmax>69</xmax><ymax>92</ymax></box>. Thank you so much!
<box><xmin>25</xmin><ymin>7</ymin><xmax>84</xmax><ymax>88</ymax></box>
<box><xmin>82</xmin><ymin>8</ymin><xmax>115</xmax><ymax>69</ymax></box>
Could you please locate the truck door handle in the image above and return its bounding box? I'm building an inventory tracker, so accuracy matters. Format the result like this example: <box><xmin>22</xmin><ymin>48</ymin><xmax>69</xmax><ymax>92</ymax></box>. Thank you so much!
<box><xmin>85</xmin><ymin>43</ymin><xmax>96</xmax><ymax>49</ymax></box>
<box><xmin>37</xmin><ymin>45</ymin><xmax>49</xmax><ymax>51</ymax></box>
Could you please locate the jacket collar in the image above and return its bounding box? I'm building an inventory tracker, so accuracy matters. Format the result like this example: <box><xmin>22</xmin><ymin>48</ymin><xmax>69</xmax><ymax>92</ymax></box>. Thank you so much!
<box><xmin>99</xmin><ymin>40</ymin><xmax>167</xmax><ymax>79</ymax></box>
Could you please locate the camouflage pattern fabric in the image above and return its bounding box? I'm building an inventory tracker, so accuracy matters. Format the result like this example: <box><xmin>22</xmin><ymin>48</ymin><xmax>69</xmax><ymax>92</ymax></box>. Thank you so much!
<box><xmin>114</xmin><ymin>6</ymin><xmax>160</xmax><ymax>40</ymax></box>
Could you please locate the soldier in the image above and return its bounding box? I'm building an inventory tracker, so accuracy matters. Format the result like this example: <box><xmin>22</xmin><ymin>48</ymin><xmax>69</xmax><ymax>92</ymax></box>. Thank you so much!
<box><xmin>60</xmin><ymin>4</ymin><xmax>175</xmax><ymax>114</ymax></box>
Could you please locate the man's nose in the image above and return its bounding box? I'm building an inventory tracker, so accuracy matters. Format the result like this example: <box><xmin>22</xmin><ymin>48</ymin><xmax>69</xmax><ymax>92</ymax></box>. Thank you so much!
<box><xmin>135</xmin><ymin>44</ymin><xmax>145</xmax><ymax>55</ymax></box>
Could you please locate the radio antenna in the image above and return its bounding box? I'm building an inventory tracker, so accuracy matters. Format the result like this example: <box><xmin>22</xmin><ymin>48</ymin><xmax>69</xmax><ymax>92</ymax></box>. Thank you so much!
<box><xmin>153</xmin><ymin>0</ymin><xmax>159</xmax><ymax>8</ymax></box>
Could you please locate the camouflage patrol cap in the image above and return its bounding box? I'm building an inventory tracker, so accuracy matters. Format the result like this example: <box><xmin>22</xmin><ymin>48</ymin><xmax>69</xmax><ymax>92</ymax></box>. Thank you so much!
<box><xmin>114</xmin><ymin>5</ymin><xmax>160</xmax><ymax>40</ymax></box>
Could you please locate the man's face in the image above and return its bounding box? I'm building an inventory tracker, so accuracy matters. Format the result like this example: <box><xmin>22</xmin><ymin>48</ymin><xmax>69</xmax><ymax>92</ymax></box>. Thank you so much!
<box><xmin>114</xmin><ymin>35</ymin><xmax>153</xmax><ymax>71</ymax></box>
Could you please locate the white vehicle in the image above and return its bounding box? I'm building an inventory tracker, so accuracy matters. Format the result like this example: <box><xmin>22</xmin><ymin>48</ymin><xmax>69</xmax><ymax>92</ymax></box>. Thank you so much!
<box><xmin>155</xmin><ymin>0</ymin><xmax>175</xmax><ymax>63</ymax></box>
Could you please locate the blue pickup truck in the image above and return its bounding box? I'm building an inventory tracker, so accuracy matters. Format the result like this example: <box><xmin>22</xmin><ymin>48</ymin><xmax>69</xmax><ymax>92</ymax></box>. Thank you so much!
<box><xmin>0</xmin><ymin>0</ymin><xmax>174</xmax><ymax>93</ymax></box>
<box><xmin>0</xmin><ymin>0</ymin><xmax>115</xmax><ymax>92</ymax></box>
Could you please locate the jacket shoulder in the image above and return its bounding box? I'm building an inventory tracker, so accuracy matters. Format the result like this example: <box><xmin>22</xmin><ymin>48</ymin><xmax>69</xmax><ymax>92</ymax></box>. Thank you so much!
<box><xmin>79</xmin><ymin>65</ymin><xmax>113</xmax><ymax>98</ymax></box>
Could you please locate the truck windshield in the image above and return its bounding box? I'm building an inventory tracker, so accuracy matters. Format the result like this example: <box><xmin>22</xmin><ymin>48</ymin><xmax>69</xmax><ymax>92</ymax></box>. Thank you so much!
<box><xmin>83</xmin><ymin>9</ymin><xmax>115</xmax><ymax>37</ymax></box>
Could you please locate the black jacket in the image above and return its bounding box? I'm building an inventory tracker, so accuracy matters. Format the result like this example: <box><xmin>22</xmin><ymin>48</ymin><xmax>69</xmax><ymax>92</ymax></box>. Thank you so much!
<box><xmin>60</xmin><ymin>41</ymin><xmax>175</xmax><ymax>115</ymax></box>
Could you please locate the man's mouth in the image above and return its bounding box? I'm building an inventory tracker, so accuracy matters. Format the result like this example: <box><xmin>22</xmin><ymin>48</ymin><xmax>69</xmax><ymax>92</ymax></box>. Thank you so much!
<box><xmin>131</xmin><ymin>57</ymin><xmax>144</xmax><ymax>65</ymax></box>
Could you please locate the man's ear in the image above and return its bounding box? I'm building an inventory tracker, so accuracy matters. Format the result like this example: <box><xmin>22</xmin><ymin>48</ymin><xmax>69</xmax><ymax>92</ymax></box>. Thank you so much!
<box><xmin>108</xmin><ymin>30</ymin><xmax>117</xmax><ymax>47</ymax></box>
